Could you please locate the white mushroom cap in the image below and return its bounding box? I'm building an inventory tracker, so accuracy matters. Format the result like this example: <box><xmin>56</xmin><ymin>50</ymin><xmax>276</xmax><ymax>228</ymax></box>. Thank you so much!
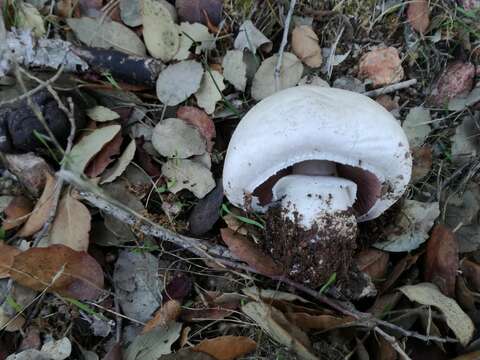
<box><xmin>223</xmin><ymin>86</ymin><xmax>412</xmax><ymax>222</ymax></box>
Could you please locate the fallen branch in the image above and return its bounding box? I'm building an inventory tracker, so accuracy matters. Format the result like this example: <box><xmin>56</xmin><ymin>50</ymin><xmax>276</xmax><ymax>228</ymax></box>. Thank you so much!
<box><xmin>362</xmin><ymin>79</ymin><xmax>417</xmax><ymax>97</ymax></box>
<box><xmin>274</xmin><ymin>0</ymin><xmax>297</xmax><ymax>91</ymax></box>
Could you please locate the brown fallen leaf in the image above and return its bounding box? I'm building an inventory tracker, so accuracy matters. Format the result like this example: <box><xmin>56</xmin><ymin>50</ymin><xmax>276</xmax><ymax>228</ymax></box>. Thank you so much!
<box><xmin>375</xmin><ymin>95</ymin><xmax>399</xmax><ymax>111</ymax></box>
<box><xmin>0</xmin><ymin>242</ymin><xmax>21</xmax><ymax>278</ymax></box>
<box><xmin>49</xmin><ymin>192</ymin><xmax>91</xmax><ymax>251</ymax></box>
<box><xmin>287</xmin><ymin>313</ymin><xmax>353</xmax><ymax>331</ymax></box>
<box><xmin>407</xmin><ymin>0</ymin><xmax>430</xmax><ymax>33</ymax></box>
<box><xmin>376</xmin><ymin>335</ymin><xmax>398</xmax><ymax>360</ymax></box>
<box><xmin>424</xmin><ymin>224</ymin><xmax>458</xmax><ymax>297</ymax></box>
<box><xmin>380</xmin><ymin>252</ymin><xmax>422</xmax><ymax>293</ymax></box>
<box><xmin>460</xmin><ymin>259</ymin><xmax>480</xmax><ymax>292</ymax></box>
<box><xmin>142</xmin><ymin>299</ymin><xmax>182</xmax><ymax>334</ymax></box>
<box><xmin>85</xmin><ymin>131</ymin><xmax>123</xmax><ymax>178</ymax></box>
<box><xmin>11</xmin><ymin>244</ymin><xmax>104</xmax><ymax>300</ymax></box>
<box><xmin>3</xmin><ymin>196</ymin><xmax>33</xmax><ymax>230</ymax></box>
<box><xmin>220</xmin><ymin>228</ymin><xmax>282</xmax><ymax>277</ymax></box>
<box><xmin>176</xmin><ymin>0</ymin><xmax>223</xmax><ymax>26</ymax></box>
<box><xmin>181</xmin><ymin>305</ymin><xmax>237</xmax><ymax>322</ymax></box>
<box><xmin>358</xmin><ymin>47</ymin><xmax>404</xmax><ymax>87</ymax></box>
<box><xmin>291</xmin><ymin>25</ymin><xmax>322</xmax><ymax>68</ymax></box>
<box><xmin>17</xmin><ymin>172</ymin><xmax>56</xmax><ymax>237</ymax></box>
<box><xmin>193</xmin><ymin>336</ymin><xmax>256</xmax><ymax>360</ymax></box>
<box><xmin>177</xmin><ymin>106</ymin><xmax>216</xmax><ymax>152</ymax></box>
<box><xmin>355</xmin><ymin>248</ymin><xmax>389</xmax><ymax>280</ymax></box>
<box><xmin>411</xmin><ymin>146</ymin><xmax>433</xmax><ymax>182</ymax></box>
<box><xmin>428</xmin><ymin>61</ymin><xmax>475</xmax><ymax>106</ymax></box>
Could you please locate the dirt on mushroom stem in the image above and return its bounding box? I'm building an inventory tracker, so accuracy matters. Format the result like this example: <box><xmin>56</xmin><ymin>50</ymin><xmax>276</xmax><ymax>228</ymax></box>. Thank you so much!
<box><xmin>264</xmin><ymin>204</ymin><xmax>358</xmax><ymax>288</ymax></box>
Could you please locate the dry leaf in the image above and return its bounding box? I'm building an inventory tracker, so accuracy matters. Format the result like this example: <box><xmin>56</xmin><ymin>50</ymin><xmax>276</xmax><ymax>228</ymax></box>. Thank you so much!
<box><xmin>222</xmin><ymin>50</ymin><xmax>248</xmax><ymax>92</ymax></box>
<box><xmin>3</xmin><ymin>196</ymin><xmax>33</xmax><ymax>230</ymax></box>
<box><xmin>0</xmin><ymin>242</ymin><xmax>21</xmax><ymax>278</ymax></box>
<box><xmin>177</xmin><ymin>106</ymin><xmax>216</xmax><ymax>152</ymax></box>
<box><xmin>142</xmin><ymin>300</ymin><xmax>181</xmax><ymax>334</ymax></box>
<box><xmin>193</xmin><ymin>336</ymin><xmax>256</xmax><ymax>360</ymax></box>
<box><xmin>288</xmin><ymin>313</ymin><xmax>353</xmax><ymax>331</ymax></box>
<box><xmin>11</xmin><ymin>244</ymin><xmax>104</xmax><ymax>300</ymax></box>
<box><xmin>85</xmin><ymin>131</ymin><xmax>123</xmax><ymax>178</ymax></box>
<box><xmin>162</xmin><ymin>159</ymin><xmax>215</xmax><ymax>199</ymax></box>
<box><xmin>411</xmin><ymin>146</ymin><xmax>432</xmax><ymax>182</ymax></box>
<box><xmin>460</xmin><ymin>259</ymin><xmax>480</xmax><ymax>292</ymax></box>
<box><xmin>220</xmin><ymin>228</ymin><xmax>282</xmax><ymax>277</ymax></box>
<box><xmin>399</xmin><ymin>282</ymin><xmax>474</xmax><ymax>345</ymax></box>
<box><xmin>86</xmin><ymin>106</ymin><xmax>120</xmax><ymax>122</ymax></box>
<box><xmin>380</xmin><ymin>253</ymin><xmax>421</xmax><ymax>294</ymax></box>
<box><xmin>451</xmin><ymin>115</ymin><xmax>479</xmax><ymax>165</ymax></box>
<box><xmin>67</xmin><ymin>125</ymin><xmax>121</xmax><ymax>174</ymax></box>
<box><xmin>143</xmin><ymin>0</ymin><xmax>179</xmax><ymax>62</ymax></box>
<box><xmin>407</xmin><ymin>0</ymin><xmax>430</xmax><ymax>33</ymax></box>
<box><xmin>67</xmin><ymin>17</ymin><xmax>146</xmax><ymax>56</ymax></box>
<box><xmin>428</xmin><ymin>62</ymin><xmax>475</xmax><ymax>106</ymax></box>
<box><xmin>402</xmin><ymin>106</ymin><xmax>431</xmax><ymax>147</ymax></box>
<box><xmin>156</xmin><ymin>61</ymin><xmax>204</xmax><ymax>106</ymax></box>
<box><xmin>234</xmin><ymin>20</ymin><xmax>272</xmax><ymax>54</ymax></box>
<box><xmin>17</xmin><ymin>2</ymin><xmax>46</xmax><ymax>37</ymax></box>
<box><xmin>17</xmin><ymin>172</ymin><xmax>56</xmax><ymax>237</ymax></box>
<box><xmin>358</xmin><ymin>47</ymin><xmax>404</xmax><ymax>87</ymax></box>
<box><xmin>152</xmin><ymin>118</ymin><xmax>206</xmax><ymax>158</ymax></box>
<box><xmin>195</xmin><ymin>69</ymin><xmax>226</xmax><ymax>114</ymax></box>
<box><xmin>174</xmin><ymin>22</ymin><xmax>215</xmax><ymax>60</ymax></box>
<box><xmin>101</xmin><ymin>139</ymin><xmax>136</xmax><ymax>184</ymax></box>
<box><xmin>291</xmin><ymin>25</ymin><xmax>322</xmax><ymax>68</ymax></box>
<box><xmin>355</xmin><ymin>248</ymin><xmax>389</xmax><ymax>280</ymax></box>
<box><xmin>49</xmin><ymin>192</ymin><xmax>91</xmax><ymax>252</ymax></box>
<box><xmin>424</xmin><ymin>225</ymin><xmax>458</xmax><ymax>297</ymax></box>
<box><xmin>242</xmin><ymin>301</ymin><xmax>317</xmax><ymax>360</ymax></box>
<box><xmin>251</xmin><ymin>53</ymin><xmax>303</xmax><ymax>101</ymax></box>
<box><xmin>119</xmin><ymin>0</ymin><xmax>142</xmax><ymax>27</ymax></box>
<box><xmin>176</xmin><ymin>0</ymin><xmax>223</xmax><ymax>26</ymax></box>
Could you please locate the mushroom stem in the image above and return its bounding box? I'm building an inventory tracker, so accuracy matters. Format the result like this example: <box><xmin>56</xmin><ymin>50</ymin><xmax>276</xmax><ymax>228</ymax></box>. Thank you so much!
<box><xmin>293</xmin><ymin>160</ymin><xmax>337</xmax><ymax>176</ymax></box>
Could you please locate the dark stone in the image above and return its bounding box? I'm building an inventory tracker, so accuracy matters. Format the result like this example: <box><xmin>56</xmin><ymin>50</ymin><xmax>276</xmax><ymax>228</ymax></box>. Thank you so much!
<box><xmin>189</xmin><ymin>179</ymin><xmax>224</xmax><ymax>235</ymax></box>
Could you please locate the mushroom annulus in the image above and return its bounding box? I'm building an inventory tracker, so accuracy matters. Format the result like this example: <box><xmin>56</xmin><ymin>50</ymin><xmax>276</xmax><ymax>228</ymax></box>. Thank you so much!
<box><xmin>223</xmin><ymin>86</ymin><xmax>412</xmax><ymax>286</ymax></box>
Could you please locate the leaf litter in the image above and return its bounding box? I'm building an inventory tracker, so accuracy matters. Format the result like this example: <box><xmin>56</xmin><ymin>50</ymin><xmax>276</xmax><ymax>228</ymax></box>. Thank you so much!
<box><xmin>2</xmin><ymin>0</ymin><xmax>480</xmax><ymax>358</ymax></box>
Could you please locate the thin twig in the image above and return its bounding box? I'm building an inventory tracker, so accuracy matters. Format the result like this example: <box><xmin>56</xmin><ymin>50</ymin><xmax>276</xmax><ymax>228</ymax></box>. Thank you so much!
<box><xmin>274</xmin><ymin>0</ymin><xmax>296</xmax><ymax>91</ymax></box>
<box><xmin>374</xmin><ymin>327</ymin><xmax>412</xmax><ymax>360</ymax></box>
<box><xmin>362</xmin><ymin>79</ymin><xmax>417</xmax><ymax>97</ymax></box>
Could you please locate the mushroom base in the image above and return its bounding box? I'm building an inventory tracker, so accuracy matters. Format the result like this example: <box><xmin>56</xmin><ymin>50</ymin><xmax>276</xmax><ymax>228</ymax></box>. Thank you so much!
<box><xmin>264</xmin><ymin>205</ymin><xmax>358</xmax><ymax>287</ymax></box>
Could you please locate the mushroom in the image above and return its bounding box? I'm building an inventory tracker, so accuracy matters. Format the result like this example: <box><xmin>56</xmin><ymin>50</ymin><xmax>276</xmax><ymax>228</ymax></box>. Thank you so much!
<box><xmin>223</xmin><ymin>86</ymin><xmax>412</xmax><ymax>286</ymax></box>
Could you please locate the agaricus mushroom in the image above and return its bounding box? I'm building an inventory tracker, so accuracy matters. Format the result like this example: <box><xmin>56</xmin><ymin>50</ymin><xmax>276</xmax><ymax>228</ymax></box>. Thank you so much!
<box><xmin>223</xmin><ymin>86</ymin><xmax>412</xmax><ymax>286</ymax></box>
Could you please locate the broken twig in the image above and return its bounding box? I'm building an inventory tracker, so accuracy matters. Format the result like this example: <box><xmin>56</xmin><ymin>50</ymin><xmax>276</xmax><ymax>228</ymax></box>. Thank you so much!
<box><xmin>274</xmin><ymin>0</ymin><xmax>297</xmax><ymax>91</ymax></box>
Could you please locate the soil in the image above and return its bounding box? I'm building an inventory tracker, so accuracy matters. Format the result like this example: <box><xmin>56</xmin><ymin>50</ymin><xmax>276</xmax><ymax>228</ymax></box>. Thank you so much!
<box><xmin>264</xmin><ymin>205</ymin><xmax>357</xmax><ymax>287</ymax></box>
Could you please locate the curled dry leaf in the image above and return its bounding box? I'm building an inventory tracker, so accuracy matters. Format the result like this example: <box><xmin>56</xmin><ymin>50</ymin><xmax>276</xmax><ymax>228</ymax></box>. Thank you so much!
<box><xmin>67</xmin><ymin>125</ymin><xmax>121</xmax><ymax>174</ymax></box>
<box><xmin>291</xmin><ymin>25</ymin><xmax>322</xmax><ymax>68</ymax></box>
<box><xmin>374</xmin><ymin>200</ymin><xmax>440</xmax><ymax>252</ymax></box>
<box><xmin>17</xmin><ymin>172</ymin><xmax>56</xmax><ymax>238</ymax></box>
<box><xmin>156</xmin><ymin>60</ymin><xmax>204</xmax><ymax>106</ymax></box>
<box><xmin>234</xmin><ymin>20</ymin><xmax>272</xmax><ymax>54</ymax></box>
<box><xmin>67</xmin><ymin>17</ymin><xmax>146</xmax><ymax>57</ymax></box>
<box><xmin>220</xmin><ymin>228</ymin><xmax>282</xmax><ymax>277</ymax></box>
<box><xmin>49</xmin><ymin>192</ymin><xmax>91</xmax><ymax>252</ymax></box>
<box><xmin>242</xmin><ymin>301</ymin><xmax>317</xmax><ymax>360</ymax></box>
<box><xmin>176</xmin><ymin>0</ymin><xmax>223</xmax><ymax>26</ymax></box>
<box><xmin>85</xmin><ymin>131</ymin><xmax>123</xmax><ymax>178</ymax></box>
<box><xmin>355</xmin><ymin>248</ymin><xmax>389</xmax><ymax>280</ymax></box>
<box><xmin>222</xmin><ymin>50</ymin><xmax>248</xmax><ymax>92</ymax></box>
<box><xmin>143</xmin><ymin>0</ymin><xmax>179</xmax><ymax>62</ymax></box>
<box><xmin>101</xmin><ymin>139</ymin><xmax>136</xmax><ymax>184</ymax></box>
<box><xmin>399</xmin><ymin>282</ymin><xmax>474</xmax><ymax>345</ymax></box>
<box><xmin>162</xmin><ymin>158</ymin><xmax>215</xmax><ymax>199</ymax></box>
<box><xmin>142</xmin><ymin>299</ymin><xmax>182</xmax><ymax>334</ymax></box>
<box><xmin>428</xmin><ymin>62</ymin><xmax>475</xmax><ymax>106</ymax></box>
<box><xmin>11</xmin><ymin>244</ymin><xmax>104</xmax><ymax>300</ymax></box>
<box><xmin>152</xmin><ymin>118</ymin><xmax>206</xmax><ymax>158</ymax></box>
<box><xmin>251</xmin><ymin>53</ymin><xmax>304</xmax><ymax>101</ymax></box>
<box><xmin>193</xmin><ymin>336</ymin><xmax>257</xmax><ymax>360</ymax></box>
<box><xmin>3</xmin><ymin>196</ymin><xmax>33</xmax><ymax>230</ymax></box>
<box><xmin>195</xmin><ymin>69</ymin><xmax>226</xmax><ymax>114</ymax></box>
<box><xmin>424</xmin><ymin>225</ymin><xmax>458</xmax><ymax>297</ymax></box>
<box><xmin>287</xmin><ymin>313</ymin><xmax>353</xmax><ymax>331</ymax></box>
<box><xmin>407</xmin><ymin>0</ymin><xmax>430</xmax><ymax>33</ymax></box>
<box><xmin>177</xmin><ymin>106</ymin><xmax>216</xmax><ymax>152</ymax></box>
<box><xmin>0</xmin><ymin>242</ymin><xmax>21</xmax><ymax>278</ymax></box>
<box><xmin>86</xmin><ymin>106</ymin><xmax>120</xmax><ymax>122</ymax></box>
<box><xmin>411</xmin><ymin>146</ymin><xmax>433</xmax><ymax>182</ymax></box>
<box><xmin>358</xmin><ymin>47</ymin><xmax>404</xmax><ymax>87</ymax></box>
